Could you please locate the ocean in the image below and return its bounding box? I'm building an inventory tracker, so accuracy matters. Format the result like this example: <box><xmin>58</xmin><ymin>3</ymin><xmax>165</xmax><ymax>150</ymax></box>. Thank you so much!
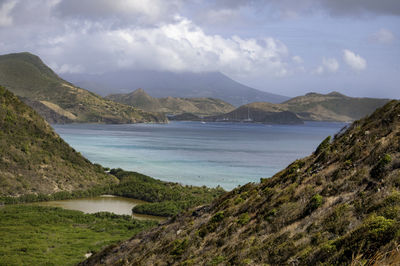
<box><xmin>53</xmin><ymin>121</ymin><xmax>346</xmax><ymax>190</ymax></box>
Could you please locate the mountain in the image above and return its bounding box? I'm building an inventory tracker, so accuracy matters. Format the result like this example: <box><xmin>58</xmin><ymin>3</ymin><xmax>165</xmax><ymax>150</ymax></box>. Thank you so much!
<box><xmin>205</xmin><ymin>104</ymin><xmax>303</xmax><ymax>124</ymax></box>
<box><xmin>282</xmin><ymin>92</ymin><xmax>390</xmax><ymax>121</ymax></box>
<box><xmin>0</xmin><ymin>52</ymin><xmax>167</xmax><ymax>124</ymax></box>
<box><xmin>62</xmin><ymin>70</ymin><xmax>289</xmax><ymax>106</ymax></box>
<box><xmin>209</xmin><ymin>92</ymin><xmax>390</xmax><ymax>123</ymax></box>
<box><xmin>82</xmin><ymin>100</ymin><xmax>400</xmax><ymax>265</ymax></box>
<box><xmin>0</xmin><ymin>86</ymin><xmax>117</xmax><ymax>196</ymax></box>
<box><xmin>106</xmin><ymin>88</ymin><xmax>235</xmax><ymax>116</ymax></box>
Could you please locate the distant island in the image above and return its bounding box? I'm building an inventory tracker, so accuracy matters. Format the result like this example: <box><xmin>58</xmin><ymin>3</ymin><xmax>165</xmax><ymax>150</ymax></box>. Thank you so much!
<box><xmin>182</xmin><ymin>91</ymin><xmax>390</xmax><ymax>124</ymax></box>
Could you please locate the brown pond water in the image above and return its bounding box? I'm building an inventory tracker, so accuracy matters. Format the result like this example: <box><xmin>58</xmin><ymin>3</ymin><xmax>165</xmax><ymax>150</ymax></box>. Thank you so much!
<box><xmin>33</xmin><ymin>195</ymin><xmax>166</xmax><ymax>222</ymax></box>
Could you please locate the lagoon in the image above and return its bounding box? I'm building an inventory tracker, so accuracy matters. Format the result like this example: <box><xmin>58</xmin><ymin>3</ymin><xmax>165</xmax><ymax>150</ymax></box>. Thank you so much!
<box><xmin>33</xmin><ymin>195</ymin><xmax>165</xmax><ymax>221</ymax></box>
<box><xmin>53</xmin><ymin>121</ymin><xmax>345</xmax><ymax>190</ymax></box>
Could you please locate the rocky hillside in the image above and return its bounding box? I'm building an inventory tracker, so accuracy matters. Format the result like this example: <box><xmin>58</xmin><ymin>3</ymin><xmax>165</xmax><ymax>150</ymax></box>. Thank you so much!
<box><xmin>0</xmin><ymin>53</ymin><xmax>167</xmax><ymax>124</ymax></box>
<box><xmin>106</xmin><ymin>88</ymin><xmax>235</xmax><ymax>116</ymax></box>
<box><xmin>82</xmin><ymin>100</ymin><xmax>400</xmax><ymax>265</ymax></box>
<box><xmin>0</xmin><ymin>86</ymin><xmax>117</xmax><ymax>196</ymax></box>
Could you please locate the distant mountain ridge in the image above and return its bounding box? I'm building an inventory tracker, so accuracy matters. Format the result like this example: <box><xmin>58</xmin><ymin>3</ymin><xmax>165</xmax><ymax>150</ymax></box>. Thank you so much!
<box><xmin>209</xmin><ymin>92</ymin><xmax>390</xmax><ymax>123</ymax></box>
<box><xmin>0</xmin><ymin>52</ymin><xmax>167</xmax><ymax>124</ymax></box>
<box><xmin>106</xmin><ymin>88</ymin><xmax>236</xmax><ymax>116</ymax></box>
<box><xmin>281</xmin><ymin>91</ymin><xmax>390</xmax><ymax>121</ymax></box>
<box><xmin>62</xmin><ymin>70</ymin><xmax>289</xmax><ymax>106</ymax></box>
<box><xmin>0</xmin><ymin>86</ymin><xmax>117</xmax><ymax>196</ymax></box>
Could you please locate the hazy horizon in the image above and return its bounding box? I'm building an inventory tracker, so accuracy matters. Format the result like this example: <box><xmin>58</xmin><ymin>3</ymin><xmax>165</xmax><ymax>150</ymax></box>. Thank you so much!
<box><xmin>0</xmin><ymin>0</ymin><xmax>399</xmax><ymax>99</ymax></box>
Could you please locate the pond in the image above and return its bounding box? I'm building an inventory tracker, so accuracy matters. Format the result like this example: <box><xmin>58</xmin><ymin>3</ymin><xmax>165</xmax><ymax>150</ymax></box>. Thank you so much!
<box><xmin>33</xmin><ymin>195</ymin><xmax>166</xmax><ymax>221</ymax></box>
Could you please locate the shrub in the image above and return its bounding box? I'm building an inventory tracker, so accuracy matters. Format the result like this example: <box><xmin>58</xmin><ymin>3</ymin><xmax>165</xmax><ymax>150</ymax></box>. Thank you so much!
<box><xmin>238</xmin><ymin>212</ymin><xmax>250</xmax><ymax>225</ymax></box>
<box><xmin>334</xmin><ymin>215</ymin><xmax>398</xmax><ymax>263</ymax></box>
<box><xmin>304</xmin><ymin>194</ymin><xmax>323</xmax><ymax>216</ymax></box>
<box><xmin>170</xmin><ymin>238</ymin><xmax>188</xmax><ymax>257</ymax></box>
<box><xmin>370</xmin><ymin>154</ymin><xmax>392</xmax><ymax>179</ymax></box>
<box><xmin>211</xmin><ymin>211</ymin><xmax>225</xmax><ymax>223</ymax></box>
<box><xmin>315</xmin><ymin>136</ymin><xmax>331</xmax><ymax>155</ymax></box>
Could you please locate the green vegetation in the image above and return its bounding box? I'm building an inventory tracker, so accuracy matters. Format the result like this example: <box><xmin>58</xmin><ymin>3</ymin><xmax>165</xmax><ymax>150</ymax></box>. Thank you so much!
<box><xmin>0</xmin><ymin>169</ymin><xmax>225</xmax><ymax>218</ymax></box>
<box><xmin>0</xmin><ymin>205</ymin><xmax>157</xmax><ymax>266</ymax></box>
<box><xmin>106</xmin><ymin>88</ymin><xmax>235</xmax><ymax>117</ymax></box>
<box><xmin>304</xmin><ymin>194</ymin><xmax>323</xmax><ymax>216</ymax></box>
<box><xmin>282</xmin><ymin>91</ymin><xmax>390</xmax><ymax>121</ymax></box>
<box><xmin>206</xmin><ymin>104</ymin><xmax>303</xmax><ymax>124</ymax></box>
<box><xmin>216</xmin><ymin>91</ymin><xmax>390</xmax><ymax>123</ymax></box>
<box><xmin>315</xmin><ymin>136</ymin><xmax>331</xmax><ymax>155</ymax></box>
<box><xmin>0</xmin><ymin>52</ymin><xmax>166</xmax><ymax>123</ymax></box>
<box><xmin>83</xmin><ymin>100</ymin><xmax>400</xmax><ymax>266</ymax></box>
<box><xmin>0</xmin><ymin>86</ymin><xmax>116</xmax><ymax>196</ymax></box>
<box><xmin>107</xmin><ymin>169</ymin><xmax>225</xmax><ymax>217</ymax></box>
<box><xmin>370</xmin><ymin>153</ymin><xmax>392</xmax><ymax>179</ymax></box>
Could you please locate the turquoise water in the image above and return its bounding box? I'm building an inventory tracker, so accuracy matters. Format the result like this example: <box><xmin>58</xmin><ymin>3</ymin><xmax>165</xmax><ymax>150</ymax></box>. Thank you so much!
<box><xmin>53</xmin><ymin>121</ymin><xmax>345</xmax><ymax>190</ymax></box>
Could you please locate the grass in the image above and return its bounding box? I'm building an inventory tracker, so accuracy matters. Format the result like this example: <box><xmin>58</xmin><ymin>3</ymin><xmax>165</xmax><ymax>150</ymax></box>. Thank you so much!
<box><xmin>0</xmin><ymin>205</ymin><xmax>157</xmax><ymax>266</ymax></box>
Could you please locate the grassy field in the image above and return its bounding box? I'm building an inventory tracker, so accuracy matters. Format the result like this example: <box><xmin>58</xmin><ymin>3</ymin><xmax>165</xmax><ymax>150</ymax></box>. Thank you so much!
<box><xmin>0</xmin><ymin>205</ymin><xmax>157</xmax><ymax>266</ymax></box>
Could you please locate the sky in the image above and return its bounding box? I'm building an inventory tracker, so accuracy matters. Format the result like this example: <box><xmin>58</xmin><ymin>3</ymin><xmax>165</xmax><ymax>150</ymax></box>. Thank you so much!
<box><xmin>0</xmin><ymin>0</ymin><xmax>399</xmax><ymax>98</ymax></box>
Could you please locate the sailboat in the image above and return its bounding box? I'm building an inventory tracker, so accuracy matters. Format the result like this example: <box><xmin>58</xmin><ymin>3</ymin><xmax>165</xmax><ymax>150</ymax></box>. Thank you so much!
<box><xmin>243</xmin><ymin>106</ymin><xmax>253</xmax><ymax>122</ymax></box>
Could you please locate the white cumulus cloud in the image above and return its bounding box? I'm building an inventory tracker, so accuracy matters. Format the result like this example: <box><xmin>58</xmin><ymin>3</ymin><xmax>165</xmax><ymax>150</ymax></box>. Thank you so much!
<box><xmin>343</xmin><ymin>49</ymin><xmax>367</xmax><ymax>71</ymax></box>
<box><xmin>32</xmin><ymin>17</ymin><xmax>290</xmax><ymax>77</ymax></box>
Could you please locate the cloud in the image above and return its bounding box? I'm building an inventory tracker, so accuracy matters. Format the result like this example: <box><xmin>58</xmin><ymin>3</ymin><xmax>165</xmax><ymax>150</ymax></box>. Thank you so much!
<box><xmin>320</xmin><ymin>0</ymin><xmax>400</xmax><ymax>17</ymax></box>
<box><xmin>54</xmin><ymin>0</ymin><xmax>182</xmax><ymax>26</ymax></box>
<box><xmin>205</xmin><ymin>0</ymin><xmax>400</xmax><ymax>19</ymax></box>
<box><xmin>370</xmin><ymin>28</ymin><xmax>395</xmax><ymax>44</ymax></box>
<box><xmin>313</xmin><ymin>57</ymin><xmax>339</xmax><ymax>75</ymax></box>
<box><xmin>292</xmin><ymin>55</ymin><xmax>303</xmax><ymax>64</ymax></box>
<box><xmin>0</xmin><ymin>0</ymin><xmax>16</xmax><ymax>27</ymax></box>
<box><xmin>343</xmin><ymin>49</ymin><xmax>367</xmax><ymax>71</ymax></box>
<box><xmin>26</xmin><ymin>17</ymin><xmax>289</xmax><ymax>77</ymax></box>
<box><xmin>322</xmin><ymin>57</ymin><xmax>339</xmax><ymax>72</ymax></box>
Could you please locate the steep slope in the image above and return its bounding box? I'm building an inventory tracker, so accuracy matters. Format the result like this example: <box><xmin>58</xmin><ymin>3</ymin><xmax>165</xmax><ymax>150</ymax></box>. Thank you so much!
<box><xmin>63</xmin><ymin>70</ymin><xmax>289</xmax><ymax>106</ymax></box>
<box><xmin>107</xmin><ymin>88</ymin><xmax>235</xmax><ymax>116</ymax></box>
<box><xmin>0</xmin><ymin>86</ymin><xmax>117</xmax><ymax>196</ymax></box>
<box><xmin>83</xmin><ymin>100</ymin><xmax>400</xmax><ymax>265</ymax></box>
<box><xmin>0</xmin><ymin>52</ymin><xmax>167</xmax><ymax>124</ymax></box>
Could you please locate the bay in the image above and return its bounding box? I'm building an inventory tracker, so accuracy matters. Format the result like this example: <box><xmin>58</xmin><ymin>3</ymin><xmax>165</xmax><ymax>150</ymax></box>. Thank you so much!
<box><xmin>53</xmin><ymin>121</ymin><xmax>346</xmax><ymax>190</ymax></box>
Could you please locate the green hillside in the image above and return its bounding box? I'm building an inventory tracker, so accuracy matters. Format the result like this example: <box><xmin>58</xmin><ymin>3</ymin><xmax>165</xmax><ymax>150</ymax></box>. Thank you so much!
<box><xmin>0</xmin><ymin>86</ymin><xmax>117</xmax><ymax>196</ymax></box>
<box><xmin>206</xmin><ymin>104</ymin><xmax>303</xmax><ymax>124</ymax></box>
<box><xmin>192</xmin><ymin>92</ymin><xmax>389</xmax><ymax>124</ymax></box>
<box><xmin>106</xmin><ymin>88</ymin><xmax>235</xmax><ymax>116</ymax></box>
<box><xmin>282</xmin><ymin>92</ymin><xmax>390</xmax><ymax>121</ymax></box>
<box><xmin>0</xmin><ymin>53</ymin><xmax>167</xmax><ymax>124</ymax></box>
<box><xmin>82</xmin><ymin>101</ymin><xmax>400</xmax><ymax>265</ymax></box>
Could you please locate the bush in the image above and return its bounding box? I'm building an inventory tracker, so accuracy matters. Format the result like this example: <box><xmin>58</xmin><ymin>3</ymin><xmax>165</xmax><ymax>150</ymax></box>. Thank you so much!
<box><xmin>304</xmin><ymin>194</ymin><xmax>323</xmax><ymax>216</ymax></box>
<box><xmin>370</xmin><ymin>154</ymin><xmax>392</xmax><ymax>179</ymax></box>
<box><xmin>315</xmin><ymin>136</ymin><xmax>331</xmax><ymax>155</ymax></box>
<box><xmin>238</xmin><ymin>212</ymin><xmax>250</xmax><ymax>225</ymax></box>
<box><xmin>170</xmin><ymin>238</ymin><xmax>188</xmax><ymax>257</ymax></box>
